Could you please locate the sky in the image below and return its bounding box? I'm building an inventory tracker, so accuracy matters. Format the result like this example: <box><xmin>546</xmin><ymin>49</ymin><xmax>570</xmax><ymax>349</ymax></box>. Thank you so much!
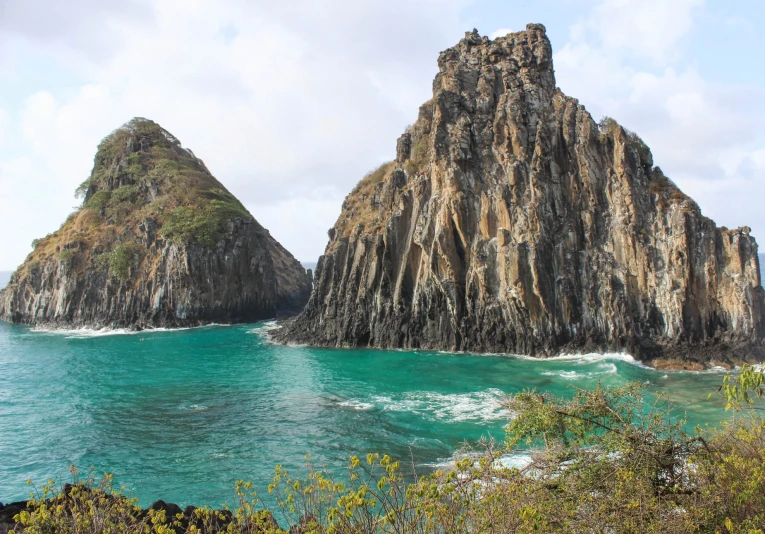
<box><xmin>0</xmin><ymin>0</ymin><xmax>764</xmax><ymax>270</ymax></box>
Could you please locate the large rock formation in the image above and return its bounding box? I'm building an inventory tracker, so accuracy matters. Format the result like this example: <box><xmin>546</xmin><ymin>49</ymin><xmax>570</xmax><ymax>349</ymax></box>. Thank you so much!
<box><xmin>0</xmin><ymin>118</ymin><xmax>311</xmax><ymax>329</ymax></box>
<box><xmin>279</xmin><ymin>24</ymin><xmax>765</xmax><ymax>364</ymax></box>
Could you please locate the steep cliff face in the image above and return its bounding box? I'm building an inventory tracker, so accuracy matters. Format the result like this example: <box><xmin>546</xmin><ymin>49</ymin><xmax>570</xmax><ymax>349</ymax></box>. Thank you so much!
<box><xmin>279</xmin><ymin>24</ymin><xmax>765</xmax><ymax>364</ymax></box>
<box><xmin>0</xmin><ymin>118</ymin><xmax>311</xmax><ymax>329</ymax></box>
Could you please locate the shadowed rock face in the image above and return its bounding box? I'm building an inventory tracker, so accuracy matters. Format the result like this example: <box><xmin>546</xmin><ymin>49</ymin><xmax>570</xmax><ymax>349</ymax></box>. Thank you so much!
<box><xmin>278</xmin><ymin>24</ymin><xmax>765</xmax><ymax>364</ymax></box>
<box><xmin>0</xmin><ymin>118</ymin><xmax>311</xmax><ymax>329</ymax></box>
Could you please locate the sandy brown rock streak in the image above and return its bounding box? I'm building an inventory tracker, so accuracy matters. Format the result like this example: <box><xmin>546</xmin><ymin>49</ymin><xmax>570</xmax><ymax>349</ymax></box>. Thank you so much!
<box><xmin>279</xmin><ymin>24</ymin><xmax>765</xmax><ymax>364</ymax></box>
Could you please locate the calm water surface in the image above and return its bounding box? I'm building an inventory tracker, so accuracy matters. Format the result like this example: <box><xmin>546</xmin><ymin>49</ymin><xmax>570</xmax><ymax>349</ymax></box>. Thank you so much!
<box><xmin>0</xmin><ymin>320</ymin><xmax>734</xmax><ymax>507</ymax></box>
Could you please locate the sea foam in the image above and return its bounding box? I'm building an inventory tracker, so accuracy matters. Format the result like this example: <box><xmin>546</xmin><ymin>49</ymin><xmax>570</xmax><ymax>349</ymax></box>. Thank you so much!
<box><xmin>337</xmin><ymin>399</ymin><xmax>375</xmax><ymax>411</ymax></box>
<box><xmin>425</xmin><ymin>452</ymin><xmax>533</xmax><ymax>471</ymax></box>
<box><xmin>31</xmin><ymin>323</ymin><xmax>230</xmax><ymax>339</ymax></box>
<box><xmin>247</xmin><ymin>320</ymin><xmax>281</xmax><ymax>343</ymax></box>
<box><xmin>372</xmin><ymin>389</ymin><xmax>508</xmax><ymax>423</ymax></box>
<box><xmin>540</xmin><ymin>362</ymin><xmax>618</xmax><ymax>380</ymax></box>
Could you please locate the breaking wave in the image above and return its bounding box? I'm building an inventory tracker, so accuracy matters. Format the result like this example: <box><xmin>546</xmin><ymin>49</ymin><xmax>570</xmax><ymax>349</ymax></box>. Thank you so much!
<box><xmin>337</xmin><ymin>399</ymin><xmax>375</xmax><ymax>411</ymax></box>
<box><xmin>424</xmin><ymin>452</ymin><xmax>533</xmax><ymax>471</ymax></box>
<box><xmin>31</xmin><ymin>323</ymin><xmax>230</xmax><ymax>339</ymax></box>
<box><xmin>540</xmin><ymin>363</ymin><xmax>618</xmax><ymax>379</ymax></box>
<box><xmin>247</xmin><ymin>320</ymin><xmax>282</xmax><ymax>343</ymax></box>
<box><xmin>372</xmin><ymin>389</ymin><xmax>508</xmax><ymax>423</ymax></box>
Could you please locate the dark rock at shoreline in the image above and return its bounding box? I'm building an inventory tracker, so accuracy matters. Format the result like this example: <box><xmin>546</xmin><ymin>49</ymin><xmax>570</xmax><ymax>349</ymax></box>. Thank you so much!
<box><xmin>0</xmin><ymin>500</ymin><xmax>29</xmax><ymax>534</ymax></box>
<box><xmin>0</xmin><ymin>118</ymin><xmax>311</xmax><ymax>329</ymax></box>
<box><xmin>0</xmin><ymin>493</ymin><xmax>275</xmax><ymax>533</ymax></box>
<box><xmin>277</xmin><ymin>24</ymin><xmax>765</xmax><ymax>365</ymax></box>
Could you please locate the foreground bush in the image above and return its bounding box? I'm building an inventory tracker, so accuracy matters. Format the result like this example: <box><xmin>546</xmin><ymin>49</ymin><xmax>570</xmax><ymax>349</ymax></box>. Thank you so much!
<box><xmin>5</xmin><ymin>377</ymin><xmax>765</xmax><ymax>533</ymax></box>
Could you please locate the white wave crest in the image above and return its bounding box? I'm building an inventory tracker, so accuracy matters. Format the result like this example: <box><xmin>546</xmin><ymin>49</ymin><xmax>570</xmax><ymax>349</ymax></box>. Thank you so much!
<box><xmin>513</xmin><ymin>351</ymin><xmax>637</xmax><ymax>364</ymax></box>
<box><xmin>32</xmin><ymin>327</ymin><xmax>139</xmax><ymax>338</ymax></box>
<box><xmin>495</xmin><ymin>453</ymin><xmax>534</xmax><ymax>470</ymax></box>
<box><xmin>247</xmin><ymin>320</ymin><xmax>281</xmax><ymax>343</ymax></box>
<box><xmin>337</xmin><ymin>399</ymin><xmax>374</xmax><ymax>411</ymax></box>
<box><xmin>540</xmin><ymin>363</ymin><xmax>618</xmax><ymax>380</ymax></box>
<box><xmin>248</xmin><ymin>320</ymin><xmax>279</xmax><ymax>333</ymax></box>
<box><xmin>424</xmin><ymin>452</ymin><xmax>533</xmax><ymax>471</ymax></box>
<box><xmin>32</xmin><ymin>323</ymin><xmax>230</xmax><ymax>339</ymax></box>
<box><xmin>541</xmin><ymin>370</ymin><xmax>585</xmax><ymax>379</ymax></box>
<box><xmin>372</xmin><ymin>389</ymin><xmax>508</xmax><ymax>423</ymax></box>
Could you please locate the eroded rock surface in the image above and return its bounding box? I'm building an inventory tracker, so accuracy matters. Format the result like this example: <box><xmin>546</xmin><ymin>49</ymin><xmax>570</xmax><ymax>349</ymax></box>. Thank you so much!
<box><xmin>279</xmin><ymin>24</ymin><xmax>765</xmax><ymax>364</ymax></box>
<box><xmin>0</xmin><ymin>118</ymin><xmax>311</xmax><ymax>329</ymax></box>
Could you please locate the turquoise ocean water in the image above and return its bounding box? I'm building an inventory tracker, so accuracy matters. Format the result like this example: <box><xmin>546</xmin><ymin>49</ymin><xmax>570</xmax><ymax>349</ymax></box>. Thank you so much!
<box><xmin>0</xmin><ymin>320</ymin><xmax>734</xmax><ymax>508</ymax></box>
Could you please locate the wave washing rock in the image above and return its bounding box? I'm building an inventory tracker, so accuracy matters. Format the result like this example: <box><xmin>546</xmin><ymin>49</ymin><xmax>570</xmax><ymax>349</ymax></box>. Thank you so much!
<box><xmin>278</xmin><ymin>24</ymin><xmax>765</xmax><ymax>364</ymax></box>
<box><xmin>0</xmin><ymin>118</ymin><xmax>311</xmax><ymax>329</ymax></box>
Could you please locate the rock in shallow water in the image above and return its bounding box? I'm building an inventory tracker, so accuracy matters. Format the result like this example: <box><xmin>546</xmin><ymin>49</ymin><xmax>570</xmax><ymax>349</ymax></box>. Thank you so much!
<box><xmin>0</xmin><ymin>118</ymin><xmax>311</xmax><ymax>329</ymax></box>
<box><xmin>278</xmin><ymin>24</ymin><xmax>765</xmax><ymax>365</ymax></box>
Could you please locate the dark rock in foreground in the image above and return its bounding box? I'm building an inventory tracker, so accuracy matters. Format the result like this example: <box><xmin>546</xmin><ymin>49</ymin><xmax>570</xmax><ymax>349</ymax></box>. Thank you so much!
<box><xmin>0</xmin><ymin>491</ymin><xmax>271</xmax><ymax>533</ymax></box>
<box><xmin>278</xmin><ymin>24</ymin><xmax>765</xmax><ymax>365</ymax></box>
<box><xmin>0</xmin><ymin>118</ymin><xmax>311</xmax><ymax>329</ymax></box>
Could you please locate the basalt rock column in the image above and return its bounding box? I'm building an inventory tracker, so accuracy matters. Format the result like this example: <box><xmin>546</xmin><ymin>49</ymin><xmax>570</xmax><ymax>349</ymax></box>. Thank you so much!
<box><xmin>0</xmin><ymin>118</ymin><xmax>312</xmax><ymax>328</ymax></box>
<box><xmin>278</xmin><ymin>25</ymin><xmax>765</xmax><ymax>365</ymax></box>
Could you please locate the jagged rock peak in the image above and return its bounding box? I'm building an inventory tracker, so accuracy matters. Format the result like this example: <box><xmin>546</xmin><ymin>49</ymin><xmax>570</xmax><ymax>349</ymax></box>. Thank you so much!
<box><xmin>0</xmin><ymin>118</ymin><xmax>312</xmax><ymax>329</ymax></box>
<box><xmin>79</xmin><ymin>117</ymin><xmax>209</xmax><ymax>202</ymax></box>
<box><xmin>278</xmin><ymin>24</ymin><xmax>765</xmax><ymax>366</ymax></box>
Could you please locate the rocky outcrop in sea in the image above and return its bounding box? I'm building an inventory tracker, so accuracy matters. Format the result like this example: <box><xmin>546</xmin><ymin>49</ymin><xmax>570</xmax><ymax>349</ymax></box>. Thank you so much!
<box><xmin>278</xmin><ymin>24</ymin><xmax>765</xmax><ymax>365</ymax></box>
<box><xmin>0</xmin><ymin>118</ymin><xmax>311</xmax><ymax>329</ymax></box>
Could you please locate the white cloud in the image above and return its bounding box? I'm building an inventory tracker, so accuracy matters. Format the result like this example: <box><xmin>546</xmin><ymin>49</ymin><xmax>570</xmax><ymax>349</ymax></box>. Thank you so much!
<box><xmin>0</xmin><ymin>0</ymin><xmax>151</xmax><ymax>62</ymax></box>
<box><xmin>18</xmin><ymin>85</ymin><xmax>122</xmax><ymax>193</ymax></box>
<box><xmin>554</xmin><ymin>0</ymin><xmax>765</xmax><ymax>239</ymax></box>
<box><xmin>250</xmin><ymin>196</ymin><xmax>344</xmax><ymax>263</ymax></box>
<box><xmin>490</xmin><ymin>28</ymin><xmax>513</xmax><ymax>39</ymax></box>
<box><xmin>677</xmin><ymin>175</ymin><xmax>765</xmax><ymax>236</ymax></box>
<box><xmin>1</xmin><ymin>0</ymin><xmax>763</xmax><ymax>271</ymax></box>
<box><xmin>724</xmin><ymin>16</ymin><xmax>754</xmax><ymax>34</ymax></box>
<box><xmin>753</xmin><ymin>149</ymin><xmax>765</xmax><ymax>171</ymax></box>
<box><xmin>0</xmin><ymin>0</ymin><xmax>470</xmax><ymax>268</ymax></box>
<box><xmin>0</xmin><ymin>156</ymin><xmax>72</xmax><ymax>270</ymax></box>
<box><xmin>0</xmin><ymin>109</ymin><xmax>10</xmax><ymax>147</ymax></box>
<box><xmin>573</xmin><ymin>0</ymin><xmax>703</xmax><ymax>64</ymax></box>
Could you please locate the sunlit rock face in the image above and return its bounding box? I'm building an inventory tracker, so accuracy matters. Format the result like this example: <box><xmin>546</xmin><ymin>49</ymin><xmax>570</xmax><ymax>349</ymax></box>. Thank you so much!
<box><xmin>0</xmin><ymin>118</ymin><xmax>312</xmax><ymax>329</ymax></box>
<box><xmin>279</xmin><ymin>24</ymin><xmax>765</xmax><ymax>365</ymax></box>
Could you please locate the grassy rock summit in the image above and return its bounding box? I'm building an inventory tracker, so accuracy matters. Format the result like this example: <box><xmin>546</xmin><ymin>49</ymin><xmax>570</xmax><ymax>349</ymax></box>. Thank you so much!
<box><xmin>279</xmin><ymin>24</ymin><xmax>765</xmax><ymax>365</ymax></box>
<box><xmin>0</xmin><ymin>118</ymin><xmax>311</xmax><ymax>329</ymax></box>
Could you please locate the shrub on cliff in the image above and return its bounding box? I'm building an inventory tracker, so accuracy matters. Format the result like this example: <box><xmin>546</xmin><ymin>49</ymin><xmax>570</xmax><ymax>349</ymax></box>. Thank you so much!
<box><xmin>85</xmin><ymin>191</ymin><xmax>112</xmax><ymax>212</ymax></box>
<box><xmin>404</xmin><ymin>137</ymin><xmax>428</xmax><ymax>175</ymax></box>
<box><xmin>159</xmin><ymin>189</ymin><xmax>249</xmax><ymax>249</ymax></box>
<box><xmin>599</xmin><ymin>116</ymin><xmax>653</xmax><ymax>170</ymax></box>
<box><xmin>352</xmin><ymin>162</ymin><xmax>392</xmax><ymax>195</ymax></box>
<box><xmin>58</xmin><ymin>249</ymin><xmax>76</xmax><ymax>265</ymax></box>
<box><xmin>95</xmin><ymin>243</ymin><xmax>144</xmax><ymax>282</ymax></box>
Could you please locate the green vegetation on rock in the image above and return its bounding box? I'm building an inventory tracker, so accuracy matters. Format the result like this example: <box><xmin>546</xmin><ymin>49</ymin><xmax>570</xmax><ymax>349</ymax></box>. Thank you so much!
<box><xmin>1</xmin><ymin>115</ymin><xmax>311</xmax><ymax>329</ymax></box>
<box><xmin>24</xmin><ymin>117</ymin><xmax>257</xmax><ymax>288</ymax></box>
<box><xmin>597</xmin><ymin>116</ymin><xmax>693</xmax><ymax>210</ymax></box>
<box><xmin>107</xmin><ymin>243</ymin><xmax>143</xmax><ymax>282</ymax></box>
<box><xmin>111</xmin><ymin>184</ymin><xmax>139</xmax><ymax>205</ymax></box>
<box><xmin>649</xmin><ymin>166</ymin><xmax>673</xmax><ymax>194</ymax></box>
<box><xmin>160</xmin><ymin>189</ymin><xmax>250</xmax><ymax>248</ymax></box>
<box><xmin>58</xmin><ymin>249</ymin><xmax>76</xmax><ymax>264</ymax></box>
<box><xmin>599</xmin><ymin>116</ymin><xmax>653</xmax><ymax>169</ymax></box>
<box><xmin>405</xmin><ymin>136</ymin><xmax>428</xmax><ymax>175</ymax></box>
<box><xmin>352</xmin><ymin>162</ymin><xmax>392</xmax><ymax>194</ymax></box>
<box><xmin>85</xmin><ymin>190</ymin><xmax>112</xmax><ymax>212</ymax></box>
